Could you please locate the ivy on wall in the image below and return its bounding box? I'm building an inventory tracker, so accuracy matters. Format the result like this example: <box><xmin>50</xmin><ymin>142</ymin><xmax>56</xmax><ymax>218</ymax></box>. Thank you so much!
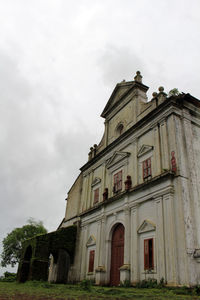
<box><xmin>17</xmin><ymin>225</ymin><xmax>77</xmax><ymax>282</ymax></box>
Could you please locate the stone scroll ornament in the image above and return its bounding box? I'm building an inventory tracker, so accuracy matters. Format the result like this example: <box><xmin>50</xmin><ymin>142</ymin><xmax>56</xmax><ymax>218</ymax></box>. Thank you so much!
<box><xmin>171</xmin><ymin>151</ymin><xmax>177</xmax><ymax>173</ymax></box>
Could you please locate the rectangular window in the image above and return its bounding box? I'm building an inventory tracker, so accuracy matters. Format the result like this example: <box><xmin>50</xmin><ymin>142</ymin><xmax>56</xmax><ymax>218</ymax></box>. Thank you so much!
<box><xmin>143</xmin><ymin>158</ymin><xmax>151</xmax><ymax>179</ymax></box>
<box><xmin>113</xmin><ymin>170</ymin><xmax>122</xmax><ymax>193</ymax></box>
<box><xmin>93</xmin><ymin>188</ymin><xmax>99</xmax><ymax>204</ymax></box>
<box><xmin>88</xmin><ymin>250</ymin><xmax>95</xmax><ymax>273</ymax></box>
<box><xmin>144</xmin><ymin>238</ymin><xmax>154</xmax><ymax>270</ymax></box>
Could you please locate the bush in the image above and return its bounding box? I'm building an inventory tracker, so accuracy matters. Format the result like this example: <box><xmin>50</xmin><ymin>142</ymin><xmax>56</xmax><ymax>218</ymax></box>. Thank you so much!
<box><xmin>136</xmin><ymin>278</ymin><xmax>158</xmax><ymax>288</ymax></box>
<box><xmin>120</xmin><ymin>279</ymin><xmax>131</xmax><ymax>287</ymax></box>
<box><xmin>80</xmin><ymin>279</ymin><xmax>92</xmax><ymax>291</ymax></box>
<box><xmin>157</xmin><ymin>277</ymin><xmax>166</xmax><ymax>288</ymax></box>
<box><xmin>0</xmin><ymin>272</ymin><xmax>17</xmax><ymax>282</ymax></box>
<box><xmin>195</xmin><ymin>285</ymin><xmax>200</xmax><ymax>295</ymax></box>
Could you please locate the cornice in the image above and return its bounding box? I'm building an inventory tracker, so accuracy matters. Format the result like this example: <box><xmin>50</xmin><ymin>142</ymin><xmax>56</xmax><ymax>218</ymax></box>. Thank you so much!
<box><xmin>77</xmin><ymin>171</ymin><xmax>175</xmax><ymax>220</ymax></box>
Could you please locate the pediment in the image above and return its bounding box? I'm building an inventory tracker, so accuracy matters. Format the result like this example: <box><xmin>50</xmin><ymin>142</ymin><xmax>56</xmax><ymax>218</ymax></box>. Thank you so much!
<box><xmin>91</xmin><ymin>177</ymin><xmax>101</xmax><ymax>187</ymax></box>
<box><xmin>86</xmin><ymin>235</ymin><xmax>96</xmax><ymax>247</ymax></box>
<box><xmin>137</xmin><ymin>145</ymin><xmax>154</xmax><ymax>158</ymax></box>
<box><xmin>106</xmin><ymin>151</ymin><xmax>130</xmax><ymax>169</ymax></box>
<box><xmin>137</xmin><ymin>220</ymin><xmax>156</xmax><ymax>234</ymax></box>
<box><xmin>101</xmin><ymin>82</ymin><xmax>132</xmax><ymax>118</ymax></box>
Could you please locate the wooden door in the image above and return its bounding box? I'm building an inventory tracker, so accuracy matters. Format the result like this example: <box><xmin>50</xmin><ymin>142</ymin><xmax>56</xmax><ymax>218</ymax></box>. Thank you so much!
<box><xmin>110</xmin><ymin>223</ymin><xmax>124</xmax><ymax>286</ymax></box>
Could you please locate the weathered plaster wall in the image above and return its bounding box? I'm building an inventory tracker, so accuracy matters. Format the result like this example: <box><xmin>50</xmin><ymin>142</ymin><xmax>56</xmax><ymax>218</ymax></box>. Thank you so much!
<box><xmin>65</xmin><ymin>174</ymin><xmax>82</xmax><ymax>220</ymax></box>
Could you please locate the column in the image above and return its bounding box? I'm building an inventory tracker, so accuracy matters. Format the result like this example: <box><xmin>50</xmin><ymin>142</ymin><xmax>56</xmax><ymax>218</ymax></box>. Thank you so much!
<box><xmin>80</xmin><ymin>225</ymin><xmax>88</xmax><ymax>280</ymax></box>
<box><xmin>155</xmin><ymin>196</ymin><xmax>166</xmax><ymax>280</ymax></box>
<box><xmin>95</xmin><ymin>215</ymin><xmax>106</xmax><ymax>285</ymax></box>
<box><xmin>131</xmin><ymin>205</ymin><xmax>138</xmax><ymax>283</ymax></box>
<box><xmin>124</xmin><ymin>206</ymin><xmax>131</xmax><ymax>265</ymax></box>
<box><xmin>87</xmin><ymin>171</ymin><xmax>93</xmax><ymax>209</ymax></box>
<box><xmin>163</xmin><ymin>193</ymin><xmax>178</xmax><ymax>285</ymax></box>
<box><xmin>132</xmin><ymin>140</ymin><xmax>138</xmax><ymax>186</ymax></box>
<box><xmin>182</xmin><ymin>112</ymin><xmax>200</xmax><ymax>247</ymax></box>
<box><xmin>104</xmin><ymin>120</ymin><xmax>109</xmax><ymax>147</ymax></box>
<box><xmin>153</xmin><ymin>125</ymin><xmax>161</xmax><ymax>176</ymax></box>
<box><xmin>101</xmin><ymin>163</ymin><xmax>106</xmax><ymax>200</ymax></box>
<box><xmin>120</xmin><ymin>205</ymin><xmax>131</xmax><ymax>283</ymax></box>
<box><xmin>160</xmin><ymin>120</ymin><xmax>170</xmax><ymax>171</ymax></box>
<box><xmin>82</xmin><ymin>175</ymin><xmax>88</xmax><ymax>212</ymax></box>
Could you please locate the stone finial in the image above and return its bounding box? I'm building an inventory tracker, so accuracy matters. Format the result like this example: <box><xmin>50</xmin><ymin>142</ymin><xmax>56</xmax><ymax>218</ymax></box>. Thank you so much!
<box><xmin>157</xmin><ymin>86</ymin><xmax>167</xmax><ymax>103</ymax></box>
<box><xmin>158</xmin><ymin>86</ymin><xmax>164</xmax><ymax>92</ymax></box>
<box><xmin>134</xmin><ymin>71</ymin><xmax>142</xmax><ymax>83</ymax></box>
<box><xmin>88</xmin><ymin>146</ymin><xmax>94</xmax><ymax>160</ymax></box>
<box><xmin>93</xmin><ymin>144</ymin><xmax>97</xmax><ymax>156</ymax></box>
<box><xmin>152</xmin><ymin>92</ymin><xmax>158</xmax><ymax>98</ymax></box>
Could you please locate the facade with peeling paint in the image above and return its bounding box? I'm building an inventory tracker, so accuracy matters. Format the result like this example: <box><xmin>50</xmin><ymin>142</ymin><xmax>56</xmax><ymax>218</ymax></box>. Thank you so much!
<box><xmin>52</xmin><ymin>72</ymin><xmax>200</xmax><ymax>286</ymax></box>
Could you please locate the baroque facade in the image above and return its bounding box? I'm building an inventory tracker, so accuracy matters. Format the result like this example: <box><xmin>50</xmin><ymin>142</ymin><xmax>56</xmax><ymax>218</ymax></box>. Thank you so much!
<box><xmin>53</xmin><ymin>71</ymin><xmax>200</xmax><ymax>286</ymax></box>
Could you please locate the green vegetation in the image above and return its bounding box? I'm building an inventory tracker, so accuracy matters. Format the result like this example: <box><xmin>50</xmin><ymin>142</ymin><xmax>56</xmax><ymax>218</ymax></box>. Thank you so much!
<box><xmin>168</xmin><ymin>88</ymin><xmax>180</xmax><ymax>97</ymax></box>
<box><xmin>1</xmin><ymin>218</ymin><xmax>47</xmax><ymax>267</ymax></box>
<box><xmin>80</xmin><ymin>279</ymin><xmax>93</xmax><ymax>291</ymax></box>
<box><xmin>0</xmin><ymin>271</ymin><xmax>17</xmax><ymax>282</ymax></box>
<box><xmin>0</xmin><ymin>281</ymin><xmax>200</xmax><ymax>299</ymax></box>
<box><xmin>18</xmin><ymin>225</ymin><xmax>77</xmax><ymax>282</ymax></box>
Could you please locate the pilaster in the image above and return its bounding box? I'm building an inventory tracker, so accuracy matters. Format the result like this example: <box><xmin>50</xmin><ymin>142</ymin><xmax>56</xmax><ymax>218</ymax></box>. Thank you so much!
<box><xmin>163</xmin><ymin>193</ymin><xmax>178</xmax><ymax>285</ymax></box>
<box><xmin>153</xmin><ymin>125</ymin><xmax>161</xmax><ymax>176</ymax></box>
<box><xmin>95</xmin><ymin>215</ymin><xmax>106</xmax><ymax>285</ymax></box>
<box><xmin>182</xmin><ymin>111</ymin><xmax>200</xmax><ymax>248</ymax></box>
<box><xmin>133</xmin><ymin>140</ymin><xmax>138</xmax><ymax>186</ymax></box>
<box><xmin>130</xmin><ymin>205</ymin><xmax>138</xmax><ymax>283</ymax></box>
<box><xmin>155</xmin><ymin>196</ymin><xmax>166</xmax><ymax>280</ymax></box>
<box><xmin>120</xmin><ymin>204</ymin><xmax>131</xmax><ymax>282</ymax></box>
<box><xmin>160</xmin><ymin>120</ymin><xmax>170</xmax><ymax>171</ymax></box>
<box><xmin>87</xmin><ymin>171</ymin><xmax>93</xmax><ymax>209</ymax></box>
<box><xmin>80</xmin><ymin>225</ymin><xmax>89</xmax><ymax>280</ymax></box>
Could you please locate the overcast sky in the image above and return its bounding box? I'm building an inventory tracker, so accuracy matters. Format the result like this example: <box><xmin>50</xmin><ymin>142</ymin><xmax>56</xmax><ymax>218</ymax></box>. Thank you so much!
<box><xmin>0</xmin><ymin>0</ymin><xmax>200</xmax><ymax>276</ymax></box>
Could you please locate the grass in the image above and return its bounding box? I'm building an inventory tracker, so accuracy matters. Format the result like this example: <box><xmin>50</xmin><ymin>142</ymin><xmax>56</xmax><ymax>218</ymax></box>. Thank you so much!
<box><xmin>0</xmin><ymin>281</ymin><xmax>200</xmax><ymax>300</ymax></box>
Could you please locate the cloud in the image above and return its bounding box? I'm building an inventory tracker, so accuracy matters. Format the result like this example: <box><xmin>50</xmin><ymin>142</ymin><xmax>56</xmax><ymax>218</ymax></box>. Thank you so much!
<box><xmin>0</xmin><ymin>0</ymin><xmax>200</xmax><ymax>276</ymax></box>
<box><xmin>97</xmin><ymin>45</ymin><xmax>146</xmax><ymax>87</ymax></box>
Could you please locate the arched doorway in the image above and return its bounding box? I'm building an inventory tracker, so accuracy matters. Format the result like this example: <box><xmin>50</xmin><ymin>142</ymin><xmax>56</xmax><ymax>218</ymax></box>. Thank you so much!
<box><xmin>110</xmin><ymin>223</ymin><xmax>124</xmax><ymax>286</ymax></box>
<box><xmin>20</xmin><ymin>245</ymin><xmax>32</xmax><ymax>282</ymax></box>
<box><xmin>48</xmin><ymin>249</ymin><xmax>70</xmax><ymax>283</ymax></box>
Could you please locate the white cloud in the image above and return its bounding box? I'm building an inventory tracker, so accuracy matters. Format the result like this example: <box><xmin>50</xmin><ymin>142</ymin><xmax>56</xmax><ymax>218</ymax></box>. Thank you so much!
<box><xmin>0</xmin><ymin>0</ymin><xmax>200</xmax><ymax>275</ymax></box>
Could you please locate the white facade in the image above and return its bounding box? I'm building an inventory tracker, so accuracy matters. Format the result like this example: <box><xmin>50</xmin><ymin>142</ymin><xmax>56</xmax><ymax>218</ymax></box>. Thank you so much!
<box><xmin>58</xmin><ymin>72</ymin><xmax>200</xmax><ymax>286</ymax></box>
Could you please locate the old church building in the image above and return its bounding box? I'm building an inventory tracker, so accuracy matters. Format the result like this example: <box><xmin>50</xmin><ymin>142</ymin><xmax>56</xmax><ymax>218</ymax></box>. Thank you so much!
<box><xmin>51</xmin><ymin>71</ymin><xmax>200</xmax><ymax>286</ymax></box>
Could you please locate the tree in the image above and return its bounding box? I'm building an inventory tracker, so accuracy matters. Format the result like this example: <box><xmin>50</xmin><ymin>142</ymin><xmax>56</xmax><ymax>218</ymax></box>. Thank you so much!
<box><xmin>168</xmin><ymin>88</ymin><xmax>180</xmax><ymax>97</ymax></box>
<box><xmin>1</xmin><ymin>218</ymin><xmax>47</xmax><ymax>267</ymax></box>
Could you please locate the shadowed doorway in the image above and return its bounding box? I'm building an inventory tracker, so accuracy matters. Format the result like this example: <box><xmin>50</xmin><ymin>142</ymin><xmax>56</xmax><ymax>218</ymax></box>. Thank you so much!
<box><xmin>110</xmin><ymin>223</ymin><xmax>124</xmax><ymax>286</ymax></box>
<box><xmin>20</xmin><ymin>245</ymin><xmax>32</xmax><ymax>282</ymax></box>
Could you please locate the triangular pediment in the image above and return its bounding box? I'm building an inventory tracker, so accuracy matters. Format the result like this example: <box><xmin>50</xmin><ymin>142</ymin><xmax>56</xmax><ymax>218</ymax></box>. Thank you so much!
<box><xmin>137</xmin><ymin>220</ymin><xmax>156</xmax><ymax>234</ymax></box>
<box><xmin>137</xmin><ymin>145</ymin><xmax>154</xmax><ymax>157</ymax></box>
<box><xmin>106</xmin><ymin>151</ymin><xmax>130</xmax><ymax>169</ymax></box>
<box><xmin>101</xmin><ymin>82</ymin><xmax>133</xmax><ymax>118</ymax></box>
<box><xmin>91</xmin><ymin>177</ymin><xmax>101</xmax><ymax>187</ymax></box>
<box><xmin>86</xmin><ymin>235</ymin><xmax>96</xmax><ymax>247</ymax></box>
